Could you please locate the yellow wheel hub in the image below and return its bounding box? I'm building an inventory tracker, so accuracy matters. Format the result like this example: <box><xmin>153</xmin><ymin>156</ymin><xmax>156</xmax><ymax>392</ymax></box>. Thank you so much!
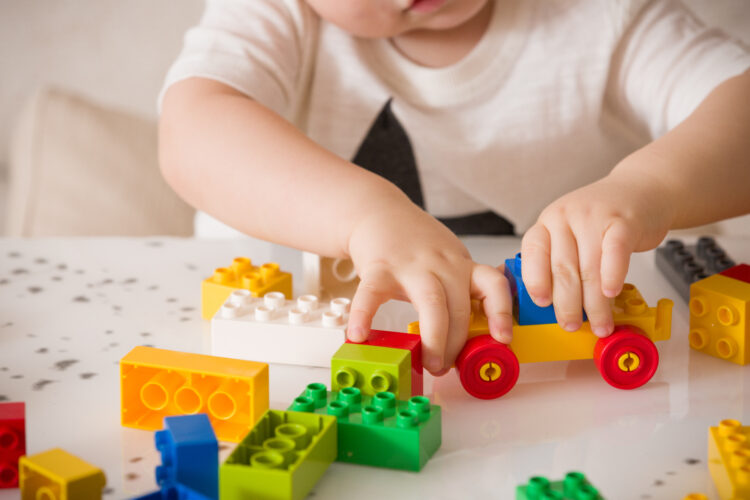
<box><xmin>479</xmin><ymin>361</ymin><xmax>501</xmax><ymax>382</ymax></box>
<box><xmin>617</xmin><ymin>352</ymin><xmax>640</xmax><ymax>372</ymax></box>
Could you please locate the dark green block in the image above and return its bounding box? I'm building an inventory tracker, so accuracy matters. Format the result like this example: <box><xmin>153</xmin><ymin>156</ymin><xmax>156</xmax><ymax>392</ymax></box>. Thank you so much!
<box><xmin>516</xmin><ymin>472</ymin><xmax>604</xmax><ymax>500</ymax></box>
<box><xmin>288</xmin><ymin>383</ymin><xmax>441</xmax><ymax>471</ymax></box>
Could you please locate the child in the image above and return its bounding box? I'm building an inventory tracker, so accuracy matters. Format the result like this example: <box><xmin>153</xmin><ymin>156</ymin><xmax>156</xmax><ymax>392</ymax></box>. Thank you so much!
<box><xmin>159</xmin><ymin>0</ymin><xmax>750</xmax><ymax>375</ymax></box>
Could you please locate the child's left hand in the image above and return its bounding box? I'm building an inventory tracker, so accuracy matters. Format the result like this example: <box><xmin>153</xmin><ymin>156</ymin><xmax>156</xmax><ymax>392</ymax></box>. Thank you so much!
<box><xmin>520</xmin><ymin>163</ymin><xmax>674</xmax><ymax>337</ymax></box>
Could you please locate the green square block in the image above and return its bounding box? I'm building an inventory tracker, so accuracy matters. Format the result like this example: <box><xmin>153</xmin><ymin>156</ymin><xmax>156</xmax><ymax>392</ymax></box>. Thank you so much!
<box><xmin>516</xmin><ymin>472</ymin><xmax>604</xmax><ymax>500</ymax></box>
<box><xmin>219</xmin><ymin>409</ymin><xmax>336</xmax><ymax>500</ymax></box>
<box><xmin>288</xmin><ymin>383</ymin><xmax>441</xmax><ymax>471</ymax></box>
<box><xmin>331</xmin><ymin>344</ymin><xmax>411</xmax><ymax>400</ymax></box>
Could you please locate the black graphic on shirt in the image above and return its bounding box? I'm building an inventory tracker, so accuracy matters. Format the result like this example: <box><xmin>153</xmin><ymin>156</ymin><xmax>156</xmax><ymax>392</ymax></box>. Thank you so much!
<box><xmin>351</xmin><ymin>100</ymin><xmax>515</xmax><ymax>236</ymax></box>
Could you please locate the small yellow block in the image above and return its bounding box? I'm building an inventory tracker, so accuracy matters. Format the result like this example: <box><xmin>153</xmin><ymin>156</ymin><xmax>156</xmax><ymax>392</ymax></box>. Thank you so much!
<box><xmin>20</xmin><ymin>448</ymin><xmax>106</xmax><ymax>500</ymax></box>
<box><xmin>708</xmin><ymin>419</ymin><xmax>750</xmax><ymax>500</ymax></box>
<box><xmin>201</xmin><ymin>257</ymin><xmax>292</xmax><ymax>320</ymax></box>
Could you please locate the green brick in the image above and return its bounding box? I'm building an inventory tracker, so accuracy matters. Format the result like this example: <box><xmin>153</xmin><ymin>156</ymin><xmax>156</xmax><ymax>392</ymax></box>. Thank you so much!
<box><xmin>288</xmin><ymin>383</ymin><xmax>441</xmax><ymax>471</ymax></box>
<box><xmin>331</xmin><ymin>343</ymin><xmax>411</xmax><ymax>400</ymax></box>
<box><xmin>219</xmin><ymin>410</ymin><xmax>336</xmax><ymax>500</ymax></box>
<box><xmin>516</xmin><ymin>472</ymin><xmax>604</xmax><ymax>500</ymax></box>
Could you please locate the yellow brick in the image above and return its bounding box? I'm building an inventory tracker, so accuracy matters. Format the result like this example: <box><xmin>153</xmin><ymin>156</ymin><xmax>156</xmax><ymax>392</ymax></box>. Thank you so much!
<box><xmin>20</xmin><ymin>448</ymin><xmax>106</xmax><ymax>500</ymax></box>
<box><xmin>689</xmin><ymin>274</ymin><xmax>750</xmax><ymax>365</ymax></box>
<box><xmin>201</xmin><ymin>257</ymin><xmax>292</xmax><ymax>319</ymax></box>
<box><xmin>708</xmin><ymin>419</ymin><xmax>750</xmax><ymax>500</ymax></box>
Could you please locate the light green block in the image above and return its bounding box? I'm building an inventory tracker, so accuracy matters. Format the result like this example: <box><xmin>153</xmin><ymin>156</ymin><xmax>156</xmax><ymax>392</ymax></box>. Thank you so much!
<box><xmin>331</xmin><ymin>344</ymin><xmax>411</xmax><ymax>400</ymax></box>
<box><xmin>219</xmin><ymin>410</ymin><xmax>336</xmax><ymax>500</ymax></box>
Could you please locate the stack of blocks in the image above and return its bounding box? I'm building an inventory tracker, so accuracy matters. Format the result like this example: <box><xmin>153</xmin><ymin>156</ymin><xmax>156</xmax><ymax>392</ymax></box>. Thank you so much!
<box><xmin>708</xmin><ymin>419</ymin><xmax>750</xmax><ymax>500</ymax></box>
<box><xmin>211</xmin><ymin>290</ymin><xmax>351</xmax><ymax>368</ymax></box>
<box><xmin>516</xmin><ymin>472</ymin><xmax>603</xmax><ymax>499</ymax></box>
<box><xmin>689</xmin><ymin>263</ymin><xmax>750</xmax><ymax>365</ymax></box>
<box><xmin>120</xmin><ymin>346</ymin><xmax>269</xmax><ymax>442</ymax></box>
<box><xmin>19</xmin><ymin>448</ymin><xmax>106</xmax><ymax>499</ymax></box>
<box><xmin>133</xmin><ymin>414</ymin><xmax>218</xmax><ymax>500</ymax></box>
<box><xmin>289</xmin><ymin>383</ymin><xmax>441</xmax><ymax>471</ymax></box>
<box><xmin>0</xmin><ymin>402</ymin><xmax>25</xmax><ymax>489</ymax></box>
<box><xmin>201</xmin><ymin>257</ymin><xmax>292</xmax><ymax>320</ymax></box>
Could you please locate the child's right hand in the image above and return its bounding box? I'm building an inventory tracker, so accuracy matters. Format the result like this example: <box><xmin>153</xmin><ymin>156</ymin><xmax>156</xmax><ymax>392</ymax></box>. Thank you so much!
<box><xmin>346</xmin><ymin>201</ymin><xmax>513</xmax><ymax>375</ymax></box>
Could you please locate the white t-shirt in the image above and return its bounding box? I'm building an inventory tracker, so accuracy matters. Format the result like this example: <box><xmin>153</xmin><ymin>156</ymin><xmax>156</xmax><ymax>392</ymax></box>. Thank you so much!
<box><xmin>162</xmin><ymin>0</ymin><xmax>750</xmax><ymax>237</ymax></box>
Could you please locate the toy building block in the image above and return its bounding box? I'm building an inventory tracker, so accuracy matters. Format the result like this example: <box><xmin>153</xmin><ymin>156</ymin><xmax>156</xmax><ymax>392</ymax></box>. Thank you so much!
<box><xmin>211</xmin><ymin>291</ymin><xmax>351</xmax><ymax>368</ymax></box>
<box><xmin>655</xmin><ymin>237</ymin><xmax>735</xmax><ymax>302</ymax></box>
<box><xmin>302</xmin><ymin>252</ymin><xmax>359</xmax><ymax>300</ymax></box>
<box><xmin>708</xmin><ymin>419</ymin><xmax>750</xmax><ymax>500</ymax></box>
<box><xmin>331</xmin><ymin>343</ymin><xmax>411</xmax><ymax>400</ymax></box>
<box><xmin>516</xmin><ymin>472</ymin><xmax>603</xmax><ymax>499</ymax></box>
<box><xmin>289</xmin><ymin>383</ymin><xmax>441</xmax><ymax>471</ymax></box>
<box><xmin>721</xmin><ymin>263</ymin><xmax>750</xmax><ymax>285</ymax></box>
<box><xmin>133</xmin><ymin>484</ymin><xmax>214</xmax><ymax>500</ymax></box>
<box><xmin>120</xmin><ymin>346</ymin><xmax>269</xmax><ymax>442</ymax></box>
<box><xmin>219</xmin><ymin>409</ymin><xmax>336</xmax><ymax>500</ymax></box>
<box><xmin>346</xmin><ymin>329</ymin><xmax>423</xmax><ymax>396</ymax></box>
<box><xmin>0</xmin><ymin>402</ymin><xmax>25</xmax><ymax>489</ymax></box>
<box><xmin>155</xmin><ymin>414</ymin><xmax>218</xmax><ymax>500</ymax></box>
<box><xmin>689</xmin><ymin>273</ymin><xmax>750</xmax><ymax>365</ymax></box>
<box><xmin>19</xmin><ymin>448</ymin><xmax>106</xmax><ymax>500</ymax></box>
<box><xmin>202</xmin><ymin>257</ymin><xmax>292</xmax><ymax>320</ymax></box>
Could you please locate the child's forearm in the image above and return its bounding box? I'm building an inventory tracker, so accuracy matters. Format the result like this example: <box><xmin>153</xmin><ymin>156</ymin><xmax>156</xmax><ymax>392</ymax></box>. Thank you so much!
<box><xmin>159</xmin><ymin>78</ymin><xmax>410</xmax><ymax>257</ymax></box>
<box><xmin>612</xmin><ymin>69</ymin><xmax>750</xmax><ymax>228</ymax></box>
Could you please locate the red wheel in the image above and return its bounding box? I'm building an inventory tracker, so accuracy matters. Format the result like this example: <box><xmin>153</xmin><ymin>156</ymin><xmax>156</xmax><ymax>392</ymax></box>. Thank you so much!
<box><xmin>593</xmin><ymin>326</ymin><xmax>659</xmax><ymax>390</ymax></box>
<box><xmin>456</xmin><ymin>335</ymin><xmax>520</xmax><ymax>400</ymax></box>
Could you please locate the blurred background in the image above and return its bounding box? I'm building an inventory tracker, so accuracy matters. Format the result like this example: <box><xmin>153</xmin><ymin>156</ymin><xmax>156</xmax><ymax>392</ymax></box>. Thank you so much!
<box><xmin>0</xmin><ymin>0</ymin><xmax>749</xmax><ymax>237</ymax></box>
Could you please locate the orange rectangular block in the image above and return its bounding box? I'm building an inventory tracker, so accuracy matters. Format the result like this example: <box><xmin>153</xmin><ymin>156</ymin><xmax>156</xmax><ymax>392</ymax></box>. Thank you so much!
<box><xmin>120</xmin><ymin>346</ymin><xmax>268</xmax><ymax>442</ymax></box>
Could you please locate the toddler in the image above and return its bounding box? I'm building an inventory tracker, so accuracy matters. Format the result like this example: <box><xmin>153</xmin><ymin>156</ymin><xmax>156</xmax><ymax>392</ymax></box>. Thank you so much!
<box><xmin>159</xmin><ymin>0</ymin><xmax>750</xmax><ymax>375</ymax></box>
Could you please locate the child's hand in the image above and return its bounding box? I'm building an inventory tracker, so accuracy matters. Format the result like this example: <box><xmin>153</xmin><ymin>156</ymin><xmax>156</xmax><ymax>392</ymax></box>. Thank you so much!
<box><xmin>346</xmin><ymin>202</ymin><xmax>513</xmax><ymax>375</ymax></box>
<box><xmin>520</xmin><ymin>167</ymin><xmax>673</xmax><ymax>337</ymax></box>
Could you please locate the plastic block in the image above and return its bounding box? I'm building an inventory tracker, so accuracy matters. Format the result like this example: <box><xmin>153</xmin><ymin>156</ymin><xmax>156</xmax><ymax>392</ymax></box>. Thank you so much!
<box><xmin>346</xmin><ymin>329</ymin><xmax>423</xmax><ymax>396</ymax></box>
<box><xmin>720</xmin><ymin>263</ymin><xmax>750</xmax><ymax>285</ymax></box>
<box><xmin>133</xmin><ymin>484</ymin><xmax>214</xmax><ymax>500</ymax></box>
<box><xmin>655</xmin><ymin>238</ymin><xmax>735</xmax><ymax>302</ymax></box>
<box><xmin>516</xmin><ymin>472</ymin><xmax>603</xmax><ymax>499</ymax></box>
<box><xmin>689</xmin><ymin>273</ymin><xmax>750</xmax><ymax>365</ymax></box>
<box><xmin>708</xmin><ymin>419</ymin><xmax>750</xmax><ymax>500</ymax></box>
<box><xmin>504</xmin><ymin>253</ymin><xmax>558</xmax><ymax>325</ymax></box>
<box><xmin>0</xmin><ymin>402</ymin><xmax>25</xmax><ymax>489</ymax></box>
<box><xmin>202</xmin><ymin>257</ymin><xmax>292</xmax><ymax>320</ymax></box>
<box><xmin>289</xmin><ymin>383</ymin><xmax>441</xmax><ymax>471</ymax></box>
<box><xmin>211</xmin><ymin>291</ymin><xmax>350</xmax><ymax>368</ymax></box>
<box><xmin>120</xmin><ymin>346</ymin><xmax>269</xmax><ymax>442</ymax></box>
<box><xmin>331</xmin><ymin>343</ymin><xmax>411</xmax><ymax>400</ymax></box>
<box><xmin>19</xmin><ymin>448</ymin><xmax>106</xmax><ymax>500</ymax></box>
<box><xmin>219</xmin><ymin>410</ymin><xmax>336</xmax><ymax>500</ymax></box>
<box><xmin>155</xmin><ymin>414</ymin><xmax>218</xmax><ymax>499</ymax></box>
<box><xmin>302</xmin><ymin>252</ymin><xmax>359</xmax><ymax>300</ymax></box>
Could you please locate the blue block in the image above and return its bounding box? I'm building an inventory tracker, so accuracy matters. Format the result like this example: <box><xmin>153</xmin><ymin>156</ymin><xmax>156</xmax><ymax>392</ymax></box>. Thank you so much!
<box><xmin>132</xmin><ymin>484</ymin><xmax>214</xmax><ymax>500</ymax></box>
<box><xmin>155</xmin><ymin>414</ymin><xmax>218</xmax><ymax>500</ymax></box>
<box><xmin>504</xmin><ymin>253</ymin><xmax>559</xmax><ymax>325</ymax></box>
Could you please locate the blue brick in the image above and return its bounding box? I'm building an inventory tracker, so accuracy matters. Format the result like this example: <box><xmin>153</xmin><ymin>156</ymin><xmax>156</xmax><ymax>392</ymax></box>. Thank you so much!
<box><xmin>155</xmin><ymin>414</ymin><xmax>218</xmax><ymax>500</ymax></box>
<box><xmin>132</xmin><ymin>484</ymin><xmax>214</xmax><ymax>500</ymax></box>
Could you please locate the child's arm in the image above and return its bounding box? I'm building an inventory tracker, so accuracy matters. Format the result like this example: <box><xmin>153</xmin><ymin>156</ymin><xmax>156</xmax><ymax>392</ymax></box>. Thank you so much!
<box><xmin>521</xmin><ymin>69</ymin><xmax>750</xmax><ymax>335</ymax></box>
<box><xmin>160</xmin><ymin>78</ymin><xmax>513</xmax><ymax>373</ymax></box>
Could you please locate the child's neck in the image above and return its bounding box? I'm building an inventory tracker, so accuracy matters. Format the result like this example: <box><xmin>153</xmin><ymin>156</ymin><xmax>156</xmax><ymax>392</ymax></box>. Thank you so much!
<box><xmin>390</xmin><ymin>1</ymin><xmax>493</xmax><ymax>68</ymax></box>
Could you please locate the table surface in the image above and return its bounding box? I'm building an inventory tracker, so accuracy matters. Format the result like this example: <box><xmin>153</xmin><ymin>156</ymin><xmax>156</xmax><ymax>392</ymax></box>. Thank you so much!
<box><xmin>0</xmin><ymin>236</ymin><xmax>748</xmax><ymax>500</ymax></box>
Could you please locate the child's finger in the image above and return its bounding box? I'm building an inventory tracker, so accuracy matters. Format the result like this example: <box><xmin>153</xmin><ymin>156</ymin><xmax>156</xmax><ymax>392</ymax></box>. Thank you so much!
<box><xmin>347</xmin><ymin>267</ymin><xmax>395</xmax><ymax>343</ymax></box>
<box><xmin>403</xmin><ymin>273</ymin><xmax>449</xmax><ymax>375</ymax></box>
<box><xmin>600</xmin><ymin>219</ymin><xmax>634</xmax><ymax>297</ymax></box>
<box><xmin>575</xmin><ymin>228</ymin><xmax>614</xmax><ymax>337</ymax></box>
<box><xmin>439</xmin><ymin>272</ymin><xmax>472</xmax><ymax>372</ymax></box>
<box><xmin>520</xmin><ymin>224</ymin><xmax>553</xmax><ymax>307</ymax></box>
<box><xmin>548</xmin><ymin>224</ymin><xmax>584</xmax><ymax>332</ymax></box>
<box><xmin>471</xmin><ymin>265</ymin><xmax>513</xmax><ymax>344</ymax></box>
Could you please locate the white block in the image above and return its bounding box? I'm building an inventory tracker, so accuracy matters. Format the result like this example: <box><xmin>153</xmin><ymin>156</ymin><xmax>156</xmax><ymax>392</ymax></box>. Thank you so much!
<box><xmin>211</xmin><ymin>290</ymin><xmax>351</xmax><ymax>367</ymax></box>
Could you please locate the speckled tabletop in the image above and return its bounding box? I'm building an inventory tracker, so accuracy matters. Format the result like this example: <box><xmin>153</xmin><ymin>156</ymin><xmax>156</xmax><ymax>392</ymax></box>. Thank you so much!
<box><xmin>1</xmin><ymin>236</ymin><xmax>748</xmax><ymax>500</ymax></box>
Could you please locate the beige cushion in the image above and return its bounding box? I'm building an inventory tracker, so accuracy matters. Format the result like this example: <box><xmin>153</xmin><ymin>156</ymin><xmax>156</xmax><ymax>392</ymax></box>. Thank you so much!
<box><xmin>5</xmin><ymin>87</ymin><xmax>194</xmax><ymax>236</ymax></box>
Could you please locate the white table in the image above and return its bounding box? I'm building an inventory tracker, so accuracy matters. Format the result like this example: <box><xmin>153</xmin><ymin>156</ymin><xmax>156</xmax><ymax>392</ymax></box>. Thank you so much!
<box><xmin>1</xmin><ymin>236</ymin><xmax>748</xmax><ymax>500</ymax></box>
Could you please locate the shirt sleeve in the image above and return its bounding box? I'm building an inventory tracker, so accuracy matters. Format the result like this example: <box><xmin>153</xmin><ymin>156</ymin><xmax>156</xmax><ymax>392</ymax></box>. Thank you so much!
<box><xmin>606</xmin><ymin>0</ymin><xmax>750</xmax><ymax>139</ymax></box>
<box><xmin>158</xmin><ymin>0</ymin><xmax>315</xmax><ymax>120</ymax></box>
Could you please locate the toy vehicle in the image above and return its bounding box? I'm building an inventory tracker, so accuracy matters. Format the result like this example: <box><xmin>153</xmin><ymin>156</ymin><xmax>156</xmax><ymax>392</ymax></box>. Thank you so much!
<box><xmin>409</xmin><ymin>254</ymin><xmax>673</xmax><ymax>400</ymax></box>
